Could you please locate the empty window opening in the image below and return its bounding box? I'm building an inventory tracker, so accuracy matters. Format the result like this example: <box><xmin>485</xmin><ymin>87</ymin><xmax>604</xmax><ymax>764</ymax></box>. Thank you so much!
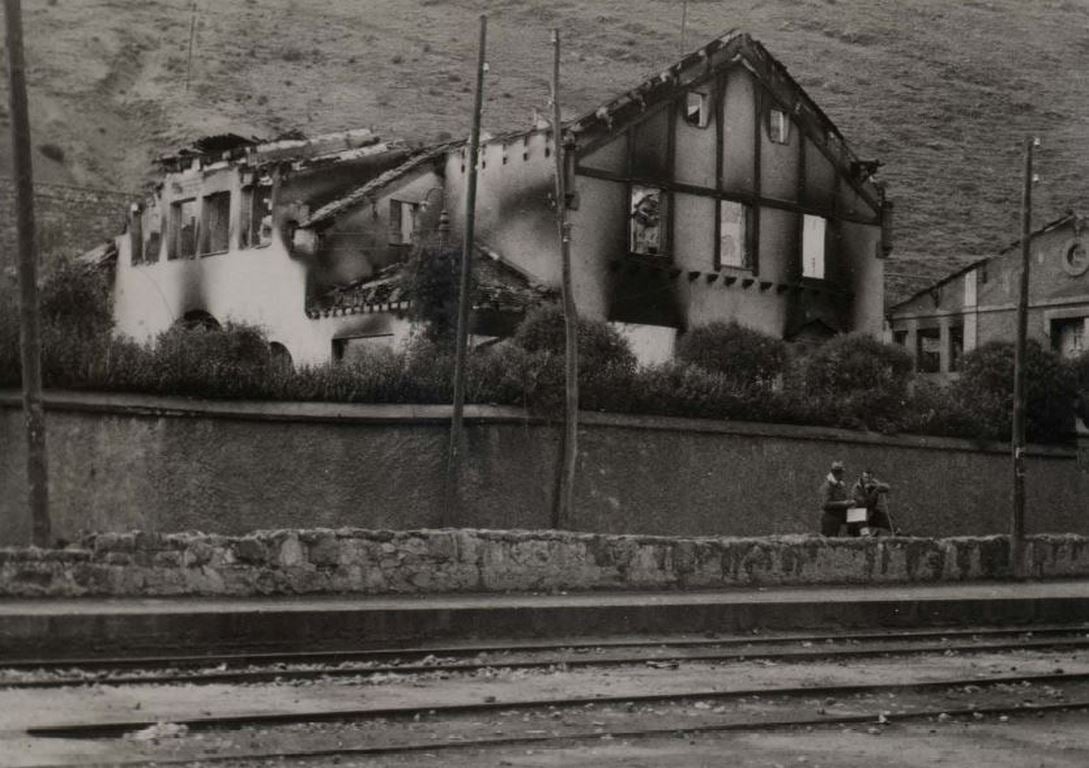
<box><xmin>949</xmin><ymin>324</ymin><xmax>964</xmax><ymax>372</ymax></box>
<box><xmin>802</xmin><ymin>214</ymin><xmax>826</xmax><ymax>279</ymax></box>
<box><xmin>684</xmin><ymin>91</ymin><xmax>709</xmax><ymax>128</ymax></box>
<box><xmin>201</xmin><ymin>191</ymin><xmax>231</xmax><ymax>255</ymax></box>
<box><xmin>129</xmin><ymin>204</ymin><xmax>143</xmax><ymax>266</ymax></box>
<box><xmin>142</xmin><ymin>202</ymin><xmax>162</xmax><ymax>264</ymax></box>
<box><xmin>389</xmin><ymin>200</ymin><xmax>419</xmax><ymax>245</ymax></box>
<box><xmin>630</xmin><ymin>186</ymin><xmax>665</xmax><ymax>256</ymax></box>
<box><xmin>916</xmin><ymin>327</ymin><xmax>941</xmax><ymax>373</ymax></box>
<box><xmin>333</xmin><ymin>334</ymin><xmax>396</xmax><ymax>363</ymax></box>
<box><xmin>169</xmin><ymin>198</ymin><xmax>198</xmax><ymax>260</ymax></box>
<box><xmin>1052</xmin><ymin>317</ymin><xmax>1086</xmax><ymax>359</ymax></box>
<box><xmin>718</xmin><ymin>201</ymin><xmax>752</xmax><ymax>269</ymax></box>
<box><xmin>240</xmin><ymin>182</ymin><xmax>273</xmax><ymax>249</ymax></box>
<box><xmin>893</xmin><ymin>330</ymin><xmax>908</xmax><ymax>347</ymax></box>
<box><xmin>768</xmin><ymin>108</ymin><xmax>791</xmax><ymax>144</ymax></box>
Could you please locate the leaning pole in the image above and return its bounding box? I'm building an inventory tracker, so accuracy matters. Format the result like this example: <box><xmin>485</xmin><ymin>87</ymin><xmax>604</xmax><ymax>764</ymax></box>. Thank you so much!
<box><xmin>4</xmin><ymin>0</ymin><xmax>51</xmax><ymax>548</ymax></box>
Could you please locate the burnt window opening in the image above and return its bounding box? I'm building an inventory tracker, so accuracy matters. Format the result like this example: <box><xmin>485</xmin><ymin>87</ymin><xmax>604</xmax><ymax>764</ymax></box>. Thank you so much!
<box><xmin>168</xmin><ymin>198</ymin><xmax>198</xmax><ymax>260</ymax></box>
<box><xmin>1052</xmin><ymin>317</ymin><xmax>1087</xmax><ymax>359</ymax></box>
<box><xmin>949</xmin><ymin>324</ymin><xmax>964</xmax><ymax>372</ymax></box>
<box><xmin>630</xmin><ymin>186</ymin><xmax>665</xmax><ymax>256</ymax></box>
<box><xmin>142</xmin><ymin>202</ymin><xmax>162</xmax><ymax>264</ymax></box>
<box><xmin>200</xmin><ymin>191</ymin><xmax>231</xmax><ymax>256</ymax></box>
<box><xmin>802</xmin><ymin>214</ymin><xmax>826</xmax><ymax>279</ymax></box>
<box><xmin>129</xmin><ymin>204</ymin><xmax>143</xmax><ymax>266</ymax></box>
<box><xmin>718</xmin><ymin>201</ymin><xmax>752</xmax><ymax>269</ymax></box>
<box><xmin>389</xmin><ymin>199</ymin><xmax>419</xmax><ymax>245</ymax></box>
<box><xmin>916</xmin><ymin>327</ymin><xmax>941</xmax><ymax>374</ymax></box>
<box><xmin>240</xmin><ymin>182</ymin><xmax>273</xmax><ymax>249</ymax></box>
<box><xmin>684</xmin><ymin>91</ymin><xmax>709</xmax><ymax>129</ymax></box>
<box><xmin>768</xmin><ymin>107</ymin><xmax>791</xmax><ymax>145</ymax></box>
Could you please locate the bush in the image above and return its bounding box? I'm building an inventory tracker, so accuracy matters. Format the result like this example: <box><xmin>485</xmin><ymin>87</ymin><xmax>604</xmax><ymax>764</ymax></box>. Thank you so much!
<box><xmin>513</xmin><ymin>304</ymin><xmax>636</xmax><ymax>374</ymax></box>
<box><xmin>785</xmin><ymin>333</ymin><xmax>914</xmax><ymax>432</ymax></box>
<box><xmin>407</xmin><ymin>245</ymin><xmax>467</xmax><ymax>346</ymax></box>
<box><xmin>675</xmin><ymin>321</ymin><xmax>786</xmax><ymax>388</ymax></box>
<box><xmin>1074</xmin><ymin>351</ymin><xmax>1089</xmax><ymax>429</ymax></box>
<box><xmin>952</xmin><ymin>340</ymin><xmax>1078</xmax><ymax>442</ymax></box>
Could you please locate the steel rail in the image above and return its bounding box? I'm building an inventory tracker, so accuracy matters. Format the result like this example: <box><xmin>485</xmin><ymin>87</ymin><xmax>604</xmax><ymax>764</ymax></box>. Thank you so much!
<box><xmin>6</xmin><ymin>635</ymin><xmax>1089</xmax><ymax>691</ymax></box>
<box><xmin>25</xmin><ymin>696</ymin><xmax>1089</xmax><ymax>768</ymax></box>
<box><xmin>27</xmin><ymin>668</ymin><xmax>1089</xmax><ymax>740</ymax></box>
<box><xmin>5</xmin><ymin>623</ymin><xmax>1086</xmax><ymax>672</ymax></box>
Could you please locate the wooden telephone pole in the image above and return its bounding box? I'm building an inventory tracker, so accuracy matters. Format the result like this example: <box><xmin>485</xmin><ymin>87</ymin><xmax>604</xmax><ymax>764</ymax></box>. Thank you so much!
<box><xmin>445</xmin><ymin>14</ymin><xmax>487</xmax><ymax>526</ymax></box>
<box><xmin>551</xmin><ymin>29</ymin><xmax>579</xmax><ymax>529</ymax></box>
<box><xmin>4</xmin><ymin>0</ymin><xmax>50</xmax><ymax>547</ymax></box>
<box><xmin>1011</xmin><ymin>136</ymin><xmax>1037</xmax><ymax>580</ymax></box>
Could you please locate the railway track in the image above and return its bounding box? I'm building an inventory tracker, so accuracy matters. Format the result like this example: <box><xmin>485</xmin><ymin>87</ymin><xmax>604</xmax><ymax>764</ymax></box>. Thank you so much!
<box><xmin>24</xmin><ymin>667</ymin><xmax>1089</xmax><ymax>766</ymax></box>
<box><xmin>5</xmin><ymin>623</ymin><xmax>1088</xmax><ymax>690</ymax></box>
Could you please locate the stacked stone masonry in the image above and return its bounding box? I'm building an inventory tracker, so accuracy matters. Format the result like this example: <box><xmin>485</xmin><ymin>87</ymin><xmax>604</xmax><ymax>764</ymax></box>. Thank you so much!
<box><xmin>1</xmin><ymin>529</ymin><xmax>1087</xmax><ymax>598</ymax></box>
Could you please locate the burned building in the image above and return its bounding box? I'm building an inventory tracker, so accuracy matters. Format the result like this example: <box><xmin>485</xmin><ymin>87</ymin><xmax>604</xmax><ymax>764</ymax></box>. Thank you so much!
<box><xmin>103</xmin><ymin>32</ymin><xmax>891</xmax><ymax>366</ymax></box>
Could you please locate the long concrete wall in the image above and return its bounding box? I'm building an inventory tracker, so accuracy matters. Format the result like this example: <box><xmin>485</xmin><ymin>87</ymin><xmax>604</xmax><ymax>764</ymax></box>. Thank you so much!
<box><xmin>2</xmin><ymin>391</ymin><xmax>1088</xmax><ymax>546</ymax></box>
<box><xmin>1</xmin><ymin>529</ymin><xmax>1087</xmax><ymax>597</ymax></box>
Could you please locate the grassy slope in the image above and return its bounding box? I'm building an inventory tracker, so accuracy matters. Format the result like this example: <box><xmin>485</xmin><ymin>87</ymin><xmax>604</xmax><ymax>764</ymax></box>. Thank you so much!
<box><xmin>2</xmin><ymin>0</ymin><xmax>1087</xmax><ymax>303</ymax></box>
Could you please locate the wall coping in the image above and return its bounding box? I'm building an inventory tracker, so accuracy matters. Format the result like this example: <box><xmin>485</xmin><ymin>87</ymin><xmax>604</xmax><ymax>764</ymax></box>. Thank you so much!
<box><xmin>0</xmin><ymin>388</ymin><xmax>1078</xmax><ymax>459</ymax></box>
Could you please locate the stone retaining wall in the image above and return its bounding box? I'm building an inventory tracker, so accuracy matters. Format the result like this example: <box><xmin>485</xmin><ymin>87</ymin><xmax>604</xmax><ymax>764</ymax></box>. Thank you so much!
<box><xmin>1</xmin><ymin>529</ymin><xmax>1087</xmax><ymax>597</ymax></box>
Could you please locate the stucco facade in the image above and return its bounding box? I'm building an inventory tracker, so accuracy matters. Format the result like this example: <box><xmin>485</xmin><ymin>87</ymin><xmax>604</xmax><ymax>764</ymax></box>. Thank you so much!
<box><xmin>103</xmin><ymin>32</ymin><xmax>890</xmax><ymax>367</ymax></box>
<box><xmin>887</xmin><ymin>213</ymin><xmax>1089</xmax><ymax>379</ymax></box>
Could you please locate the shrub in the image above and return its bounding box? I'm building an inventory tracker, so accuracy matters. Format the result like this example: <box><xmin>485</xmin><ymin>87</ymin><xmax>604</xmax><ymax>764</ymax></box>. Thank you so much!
<box><xmin>1074</xmin><ymin>351</ymin><xmax>1089</xmax><ymax>428</ymax></box>
<box><xmin>785</xmin><ymin>333</ymin><xmax>914</xmax><ymax>432</ymax></box>
<box><xmin>952</xmin><ymin>340</ymin><xmax>1078</xmax><ymax>442</ymax></box>
<box><xmin>513</xmin><ymin>304</ymin><xmax>636</xmax><ymax>374</ymax></box>
<box><xmin>791</xmin><ymin>333</ymin><xmax>914</xmax><ymax>397</ymax></box>
<box><xmin>407</xmin><ymin>245</ymin><xmax>467</xmax><ymax>346</ymax></box>
<box><xmin>675</xmin><ymin>321</ymin><xmax>786</xmax><ymax>388</ymax></box>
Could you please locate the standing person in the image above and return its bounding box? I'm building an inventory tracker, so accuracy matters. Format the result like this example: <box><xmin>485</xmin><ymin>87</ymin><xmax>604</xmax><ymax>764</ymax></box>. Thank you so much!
<box><xmin>819</xmin><ymin>460</ymin><xmax>853</xmax><ymax>536</ymax></box>
<box><xmin>851</xmin><ymin>468</ymin><xmax>892</xmax><ymax>536</ymax></box>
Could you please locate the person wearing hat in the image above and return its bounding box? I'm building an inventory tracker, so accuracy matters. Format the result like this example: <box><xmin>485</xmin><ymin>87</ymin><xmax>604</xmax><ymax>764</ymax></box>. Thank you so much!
<box><xmin>850</xmin><ymin>468</ymin><xmax>892</xmax><ymax>536</ymax></box>
<box><xmin>819</xmin><ymin>460</ymin><xmax>853</xmax><ymax>536</ymax></box>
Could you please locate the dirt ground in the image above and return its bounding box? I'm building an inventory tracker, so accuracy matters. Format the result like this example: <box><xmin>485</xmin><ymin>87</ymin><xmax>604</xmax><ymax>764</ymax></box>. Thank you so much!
<box><xmin>3</xmin><ymin>646</ymin><xmax>1089</xmax><ymax>767</ymax></box>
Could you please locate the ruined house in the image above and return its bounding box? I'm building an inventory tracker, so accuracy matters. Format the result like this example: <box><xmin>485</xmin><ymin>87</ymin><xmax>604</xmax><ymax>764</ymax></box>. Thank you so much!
<box><xmin>102</xmin><ymin>32</ymin><xmax>891</xmax><ymax>366</ymax></box>
<box><xmin>886</xmin><ymin>211</ymin><xmax>1089</xmax><ymax>379</ymax></box>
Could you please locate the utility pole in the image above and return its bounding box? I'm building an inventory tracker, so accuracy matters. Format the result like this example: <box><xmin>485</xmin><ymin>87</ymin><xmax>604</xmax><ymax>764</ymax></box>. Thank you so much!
<box><xmin>185</xmin><ymin>0</ymin><xmax>198</xmax><ymax>92</ymax></box>
<box><xmin>445</xmin><ymin>14</ymin><xmax>486</xmax><ymax>527</ymax></box>
<box><xmin>680</xmin><ymin>0</ymin><xmax>689</xmax><ymax>55</ymax></box>
<box><xmin>4</xmin><ymin>0</ymin><xmax>50</xmax><ymax>547</ymax></box>
<box><xmin>551</xmin><ymin>29</ymin><xmax>579</xmax><ymax>529</ymax></box>
<box><xmin>1011</xmin><ymin>136</ymin><xmax>1037</xmax><ymax>580</ymax></box>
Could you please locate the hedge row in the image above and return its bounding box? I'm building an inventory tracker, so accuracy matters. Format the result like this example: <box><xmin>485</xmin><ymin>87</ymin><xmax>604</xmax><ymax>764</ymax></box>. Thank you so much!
<box><xmin>1</xmin><ymin>268</ymin><xmax>1086</xmax><ymax>443</ymax></box>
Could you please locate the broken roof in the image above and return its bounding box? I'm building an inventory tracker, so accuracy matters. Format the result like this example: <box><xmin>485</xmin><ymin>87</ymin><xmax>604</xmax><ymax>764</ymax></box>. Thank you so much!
<box><xmin>157</xmin><ymin>128</ymin><xmax>388</xmax><ymax>171</ymax></box>
<box><xmin>300</xmin><ymin>141</ymin><xmax>459</xmax><ymax>229</ymax></box>
<box><xmin>306</xmin><ymin>242</ymin><xmax>555</xmax><ymax>317</ymax></box>
<box><xmin>295</xmin><ymin>31</ymin><xmax>886</xmax><ymax>234</ymax></box>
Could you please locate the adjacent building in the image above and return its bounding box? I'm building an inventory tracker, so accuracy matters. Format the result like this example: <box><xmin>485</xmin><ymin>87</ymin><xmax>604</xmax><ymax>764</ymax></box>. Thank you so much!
<box><xmin>99</xmin><ymin>32</ymin><xmax>891</xmax><ymax>366</ymax></box>
<box><xmin>886</xmin><ymin>212</ymin><xmax>1088</xmax><ymax>379</ymax></box>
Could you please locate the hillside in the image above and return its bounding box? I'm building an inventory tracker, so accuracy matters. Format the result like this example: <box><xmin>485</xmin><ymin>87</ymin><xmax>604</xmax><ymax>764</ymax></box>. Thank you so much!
<box><xmin>1</xmin><ymin>0</ymin><xmax>1086</xmax><ymax>302</ymax></box>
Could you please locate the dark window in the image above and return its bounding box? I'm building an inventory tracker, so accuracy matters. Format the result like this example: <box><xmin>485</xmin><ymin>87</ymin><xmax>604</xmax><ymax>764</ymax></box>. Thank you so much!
<box><xmin>389</xmin><ymin>200</ymin><xmax>418</xmax><ymax>245</ymax></box>
<box><xmin>240</xmin><ymin>182</ymin><xmax>273</xmax><ymax>249</ymax></box>
<box><xmin>893</xmin><ymin>330</ymin><xmax>908</xmax><ymax>347</ymax></box>
<box><xmin>129</xmin><ymin>204</ymin><xmax>143</xmax><ymax>266</ymax></box>
<box><xmin>949</xmin><ymin>325</ymin><xmax>964</xmax><ymax>372</ymax></box>
<box><xmin>169</xmin><ymin>199</ymin><xmax>198</xmax><ymax>260</ymax></box>
<box><xmin>201</xmin><ymin>191</ymin><xmax>231</xmax><ymax>255</ymax></box>
<box><xmin>916</xmin><ymin>327</ymin><xmax>941</xmax><ymax>373</ymax></box>
<box><xmin>1052</xmin><ymin>317</ymin><xmax>1086</xmax><ymax>358</ymax></box>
